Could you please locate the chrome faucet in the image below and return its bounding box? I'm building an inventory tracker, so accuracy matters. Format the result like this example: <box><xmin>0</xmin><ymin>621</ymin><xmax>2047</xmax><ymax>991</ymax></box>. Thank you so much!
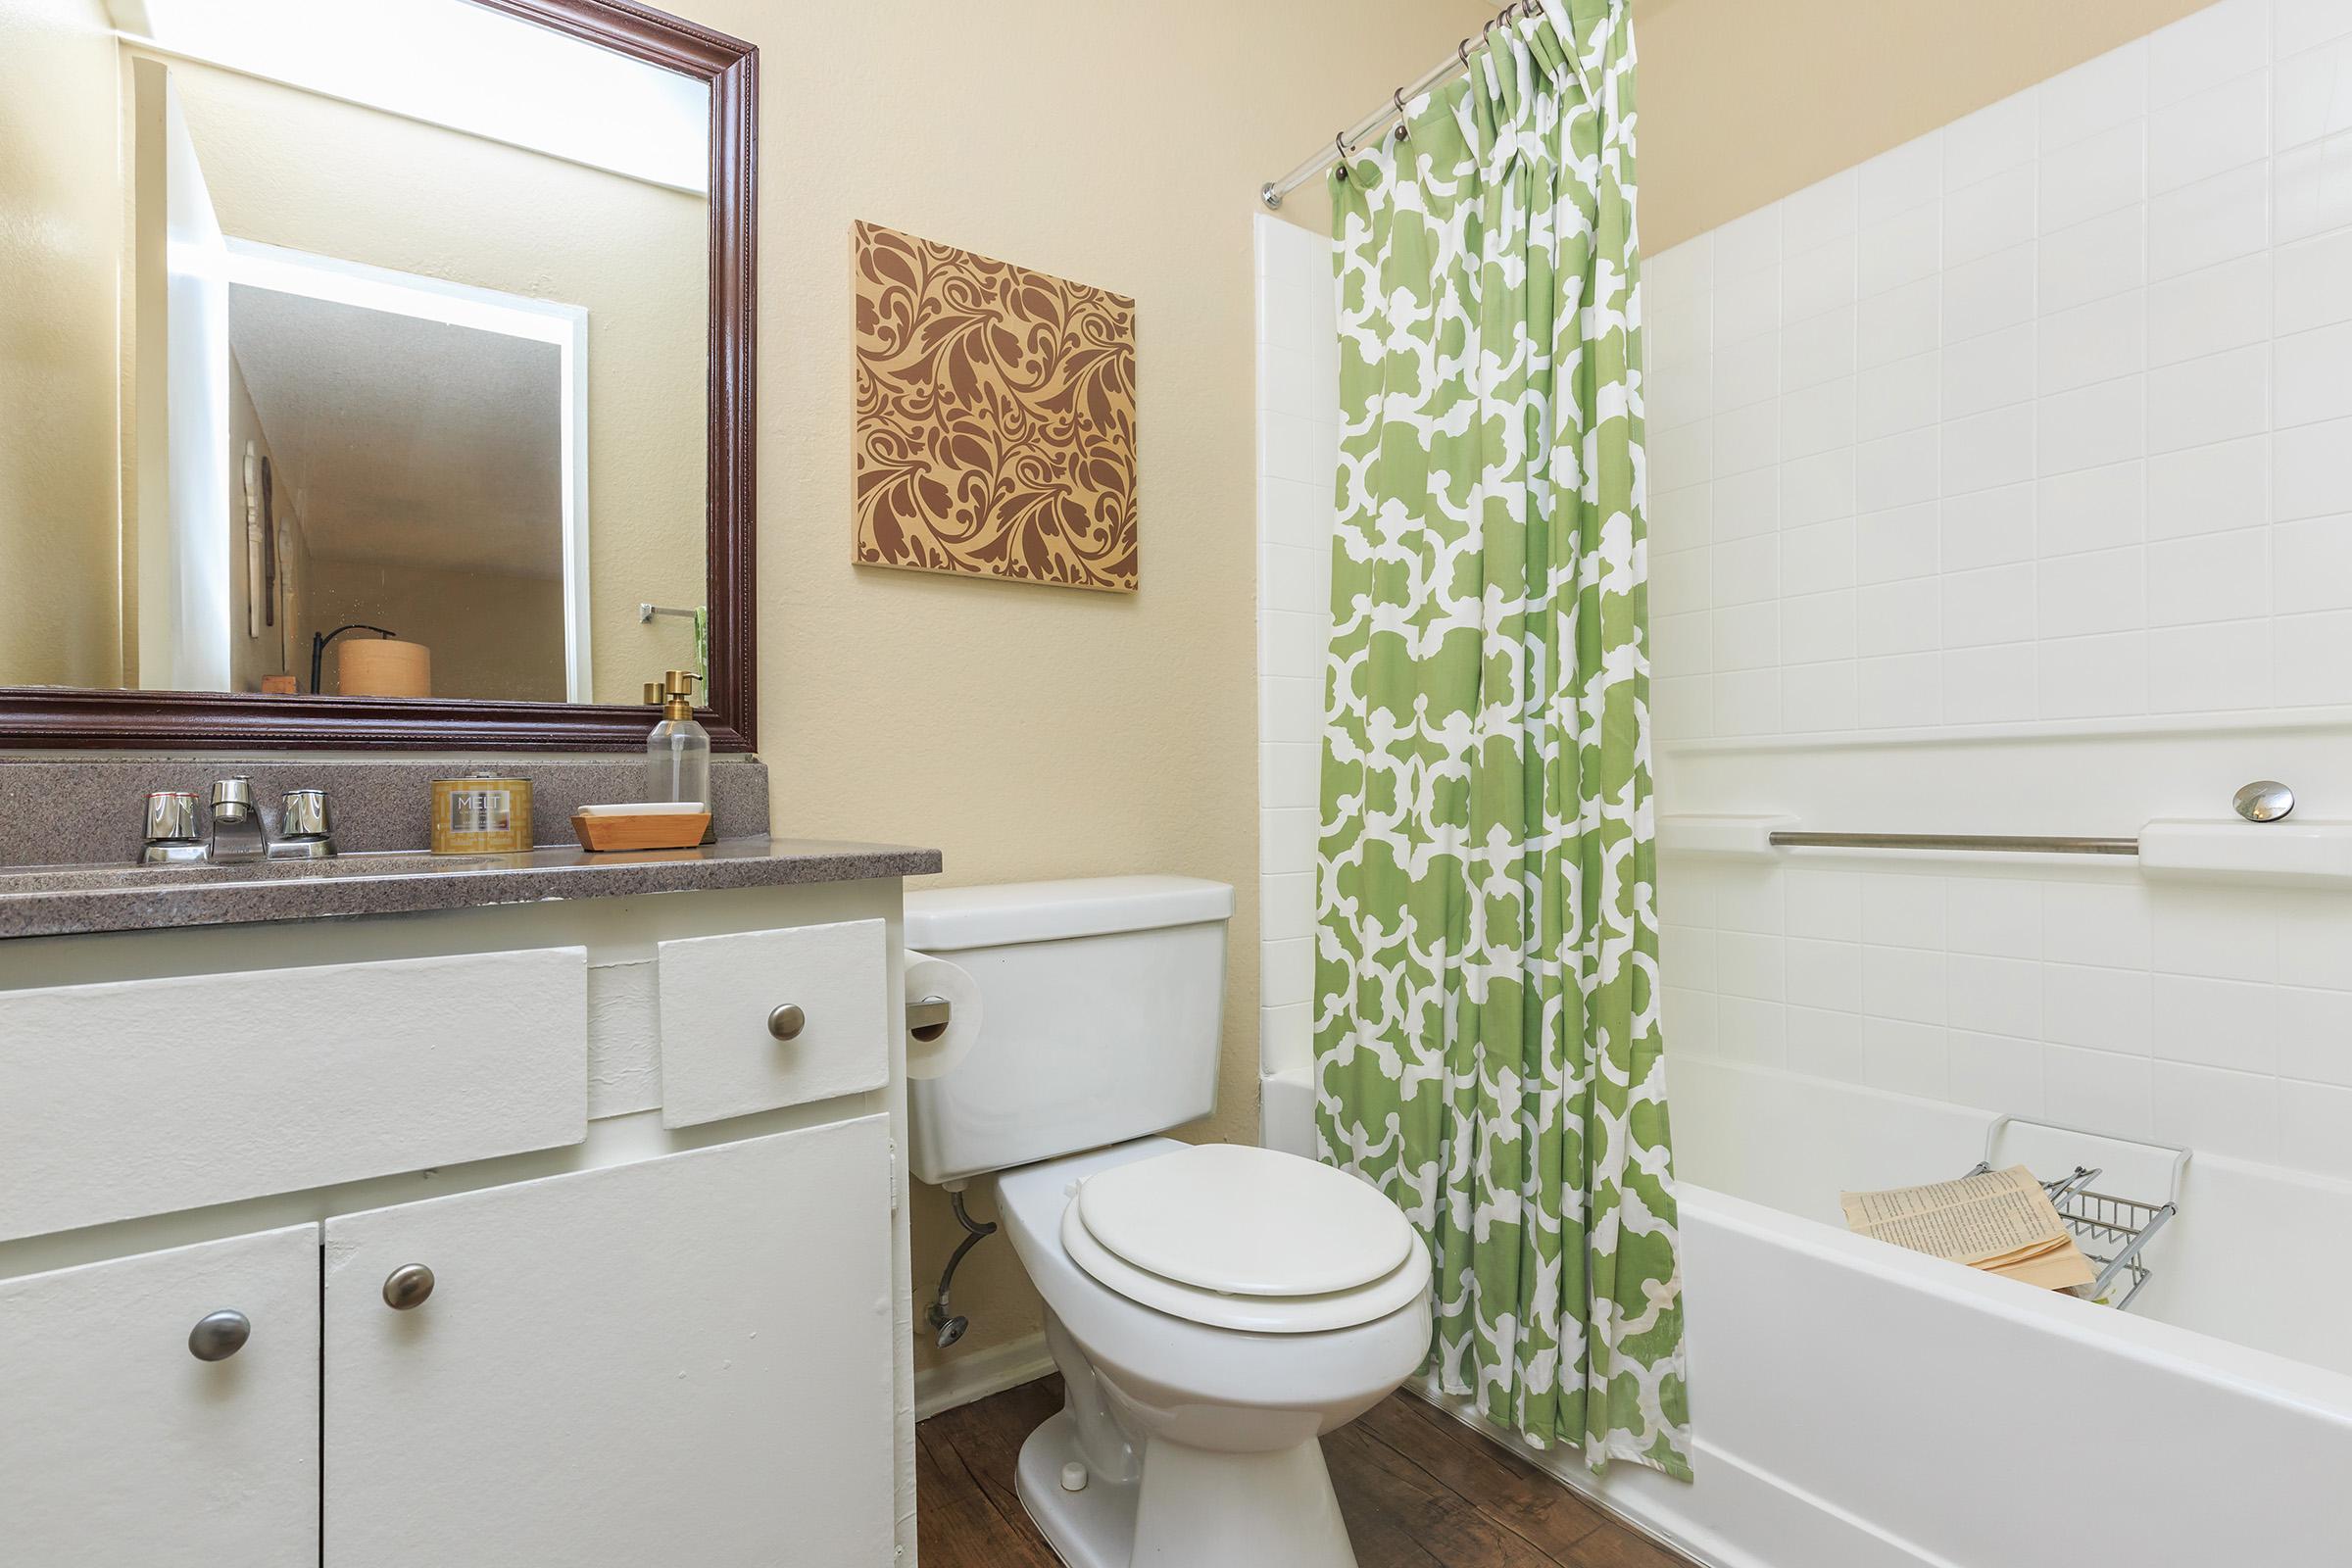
<box><xmin>207</xmin><ymin>777</ymin><xmax>268</xmax><ymax>863</ymax></box>
<box><xmin>137</xmin><ymin>780</ymin><xmax>336</xmax><ymax>864</ymax></box>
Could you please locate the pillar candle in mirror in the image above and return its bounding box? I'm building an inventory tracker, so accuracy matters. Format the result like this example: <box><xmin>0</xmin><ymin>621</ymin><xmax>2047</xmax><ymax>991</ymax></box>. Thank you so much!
<box><xmin>337</xmin><ymin>639</ymin><xmax>432</xmax><ymax>699</ymax></box>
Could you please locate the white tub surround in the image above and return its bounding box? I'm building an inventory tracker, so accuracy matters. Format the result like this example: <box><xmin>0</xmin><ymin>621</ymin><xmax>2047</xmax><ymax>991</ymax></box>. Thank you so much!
<box><xmin>1648</xmin><ymin>0</ymin><xmax>2352</xmax><ymax>746</ymax></box>
<box><xmin>1647</xmin><ymin>0</ymin><xmax>2352</xmax><ymax>1228</ymax></box>
<box><xmin>1252</xmin><ymin>213</ymin><xmax>1341</xmax><ymax>1156</ymax></box>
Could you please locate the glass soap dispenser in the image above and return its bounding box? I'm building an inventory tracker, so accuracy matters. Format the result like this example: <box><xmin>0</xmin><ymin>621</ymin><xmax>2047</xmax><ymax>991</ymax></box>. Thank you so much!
<box><xmin>643</xmin><ymin>670</ymin><xmax>711</xmax><ymax>837</ymax></box>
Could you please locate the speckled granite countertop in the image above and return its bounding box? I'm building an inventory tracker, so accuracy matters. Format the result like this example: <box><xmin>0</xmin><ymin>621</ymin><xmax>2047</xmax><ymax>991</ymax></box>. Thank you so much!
<box><xmin>0</xmin><ymin>838</ymin><xmax>944</xmax><ymax>941</ymax></box>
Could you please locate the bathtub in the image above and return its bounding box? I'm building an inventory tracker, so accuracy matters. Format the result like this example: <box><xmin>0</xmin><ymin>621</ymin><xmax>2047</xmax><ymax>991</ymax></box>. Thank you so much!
<box><xmin>1410</xmin><ymin>1056</ymin><xmax>2352</xmax><ymax>1567</ymax></box>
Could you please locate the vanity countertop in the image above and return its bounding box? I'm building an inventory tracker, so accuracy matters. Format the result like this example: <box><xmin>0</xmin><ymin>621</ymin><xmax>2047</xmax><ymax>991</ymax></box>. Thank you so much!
<box><xmin>0</xmin><ymin>837</ymin><xmax>944</xmax><ymax>941</ymax></box>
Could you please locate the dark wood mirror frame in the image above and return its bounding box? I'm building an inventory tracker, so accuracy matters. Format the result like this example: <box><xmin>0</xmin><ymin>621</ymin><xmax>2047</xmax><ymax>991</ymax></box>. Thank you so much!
<box><xmin>0</xmin><ymin>0</ymin><xmax>758</xmax><ymax>753</ymax></box>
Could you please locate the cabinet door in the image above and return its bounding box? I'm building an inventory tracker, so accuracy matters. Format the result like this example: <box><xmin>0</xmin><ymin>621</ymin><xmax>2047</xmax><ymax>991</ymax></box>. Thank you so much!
<box><xmin>324</xmin><ymin>1117</ymin><xmax>898</xmax><ymax>1567</ymax></box>
<box><xmin>0</xmin><ymin>1224</ymin><xmax>320</xmax><ymax>1566</ymax></box>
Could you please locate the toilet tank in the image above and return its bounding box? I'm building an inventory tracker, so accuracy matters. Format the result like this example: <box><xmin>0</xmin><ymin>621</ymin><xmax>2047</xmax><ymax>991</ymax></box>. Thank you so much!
<box><xmin>904</xmin><ymin>876</ymin><xmax>1234</xmax><ymax>1187</ymax></box>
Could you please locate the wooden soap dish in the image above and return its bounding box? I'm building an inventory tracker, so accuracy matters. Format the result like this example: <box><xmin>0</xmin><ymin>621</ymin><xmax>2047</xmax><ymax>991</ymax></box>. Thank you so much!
<box><xmin>570</xmin><ymin>809</ymin><xmax>711</xmax><ymax>852</ymax></box>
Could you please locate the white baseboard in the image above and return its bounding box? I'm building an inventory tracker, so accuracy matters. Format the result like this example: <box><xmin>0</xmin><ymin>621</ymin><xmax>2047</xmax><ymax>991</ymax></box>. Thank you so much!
<box><xmin>913</xmin><ymin>1332</ymin><xmax>1055</xmax><ymax>1422</ymax></box>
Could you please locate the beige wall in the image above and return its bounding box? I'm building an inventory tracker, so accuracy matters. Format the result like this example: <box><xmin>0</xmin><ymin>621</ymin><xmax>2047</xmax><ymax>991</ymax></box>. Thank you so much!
<box><xmin>224</xmin><ymin>352</ymin><xmax>294</xmax><ymax>692</ymax></box>
<box><xmin>0</xmin><ymin>0</ymin><xmax>122</xmax><ymax>689</ymax></box>
<box><xmin>1638</xmin><ymin>0</ymin><xmax>2216</xmax><ymax>249</ymax></box>
<box><xmin>154</xmin><ymin>59</ymin><xmax>710</xmax><ymax>701</ymax></box>
<box><xmin>661</xmin><ymin>0</ymin><xmax>1495</xmax><ymax>1377</ymax></box>
<box><xmin>305</xmin><ymin>558</ymin><xmax>565</xmax><ymax>702</ymax></box>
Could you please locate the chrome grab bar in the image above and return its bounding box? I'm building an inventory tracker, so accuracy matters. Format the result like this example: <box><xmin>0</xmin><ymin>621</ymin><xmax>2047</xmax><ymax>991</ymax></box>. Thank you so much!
<box><xmin>1767</xmin><ymin>831</ymin><xmax>2139</xmax><ymax>857</ymax></box>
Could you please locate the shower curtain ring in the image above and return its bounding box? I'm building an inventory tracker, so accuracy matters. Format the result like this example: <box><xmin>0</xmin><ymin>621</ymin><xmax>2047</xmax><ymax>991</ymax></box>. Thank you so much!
<box><xmin>1392</xmin><ymin>88</ymin><xmax>1410</xmax><ymax>141</ymax></box>
<box><xmin>1333</xmin><ymin>130</ymin><xmax>1351</xmax><ymax>180</ymax></box>
<box><xmin>1458</xmin><ymin>36</ymin><xmax>1473</xmax><ymax>69</ymax></box>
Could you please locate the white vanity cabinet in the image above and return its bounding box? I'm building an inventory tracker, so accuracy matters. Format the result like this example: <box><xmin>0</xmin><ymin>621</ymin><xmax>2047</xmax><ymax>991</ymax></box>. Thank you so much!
<box><xmin>0</xmin><ymin>1224</ymin><xmax>322</xmax><ymax>1566</ymax></box>
<box><xmin>0</xmin><ymin>877</ymin><xmax>918</xmax><ymax>1568</ymax></box>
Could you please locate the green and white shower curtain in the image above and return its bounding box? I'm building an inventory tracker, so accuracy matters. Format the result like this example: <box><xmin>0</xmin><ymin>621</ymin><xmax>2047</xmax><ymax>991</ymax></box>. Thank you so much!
<box><xmin>1312</xmin><ymin>0</ymin><xmax>1690</xmax><ymax>1479</ymax></box>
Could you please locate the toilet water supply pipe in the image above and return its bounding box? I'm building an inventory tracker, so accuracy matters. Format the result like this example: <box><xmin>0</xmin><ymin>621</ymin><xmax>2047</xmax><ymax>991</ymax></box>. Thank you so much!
<box><xmin>926</xmin><ymin>1188</ymin><xmax>998</xmax><ymax>1348</ymax></box>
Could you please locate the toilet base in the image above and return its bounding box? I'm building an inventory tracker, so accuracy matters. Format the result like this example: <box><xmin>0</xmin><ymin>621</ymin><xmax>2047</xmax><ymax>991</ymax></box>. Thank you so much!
<box><xmin>1017</xmin><ymin>1408</ymin><xmax>1359</xmax><ymax>1568</ymax></box>
<box><xmin>1017</xmin><ymin>1410</ymin><xmax>1140</xmax><ymax>1568</ymax></box>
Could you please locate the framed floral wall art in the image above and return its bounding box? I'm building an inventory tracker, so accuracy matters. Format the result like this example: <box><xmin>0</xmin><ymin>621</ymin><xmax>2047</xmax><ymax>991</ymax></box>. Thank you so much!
<box><xmin>852</xmin><ymin>221</ymin><xmax>1138</xmax><ymax>592</ymax></box>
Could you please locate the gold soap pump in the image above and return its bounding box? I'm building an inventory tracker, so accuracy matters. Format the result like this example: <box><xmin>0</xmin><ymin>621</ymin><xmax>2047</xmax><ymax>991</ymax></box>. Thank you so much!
<box><xmin>643</xmin><ymin>669</ymin><xmax>712</xmax><ymax>842</ymax></box>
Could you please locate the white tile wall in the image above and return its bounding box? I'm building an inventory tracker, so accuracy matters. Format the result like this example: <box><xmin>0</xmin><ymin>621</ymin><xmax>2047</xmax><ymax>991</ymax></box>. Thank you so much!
<box><xmin>1253</xmin><ymin>215</ymin><xmax>1340</xmax><ymax>1078</ymax></box>
<box><xmin>1663</xmin><ymin>858</ymin><xmax>2352</xmax><ymax>1181</ymax></box>
<box><xmin>1651</xmin><ymin>1</ymin><xmax>2352</xmax><ymax>1193</ymax></box>
<box><xmin>1645</xmin><ymin>0</ymin><xmax>2352</xmax><ymax>741</ymax></box>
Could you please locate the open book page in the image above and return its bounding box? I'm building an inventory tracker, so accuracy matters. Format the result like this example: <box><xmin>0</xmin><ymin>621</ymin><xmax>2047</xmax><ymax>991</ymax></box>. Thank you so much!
<box><xmin>1841</xmin><ymin>1165</ymin><xmax>2093</xmax><ymax>1289</ymax></box>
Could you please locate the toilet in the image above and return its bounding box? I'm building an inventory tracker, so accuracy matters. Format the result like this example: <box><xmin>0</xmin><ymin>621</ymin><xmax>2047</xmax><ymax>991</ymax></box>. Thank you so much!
<box><xmin>906</xmin><ymin>876</ymin><xmax>1433</xmax><ymax>1568</ymax></box>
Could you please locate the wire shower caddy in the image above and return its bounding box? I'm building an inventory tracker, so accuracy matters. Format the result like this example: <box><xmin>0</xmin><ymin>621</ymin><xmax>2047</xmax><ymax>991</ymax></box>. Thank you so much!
<box><xmin>1964</xmin><ymin>1114</ymin><xmax>2190</xmax><ymax>1312</ymax></box>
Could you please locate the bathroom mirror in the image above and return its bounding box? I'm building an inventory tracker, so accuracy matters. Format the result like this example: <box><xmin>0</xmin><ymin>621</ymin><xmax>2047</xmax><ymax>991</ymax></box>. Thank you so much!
<box><xmin>0</xmin><ymin>0</ymin><xmax>758</xmax><ymax>750</ymax></box>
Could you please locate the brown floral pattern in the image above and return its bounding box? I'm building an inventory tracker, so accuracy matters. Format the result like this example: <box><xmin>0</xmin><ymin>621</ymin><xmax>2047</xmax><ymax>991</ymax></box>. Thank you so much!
<box><xmin>853</xmin><ymin>221</ymin><xmax>1137</xmax><ymax>592</ymax></box>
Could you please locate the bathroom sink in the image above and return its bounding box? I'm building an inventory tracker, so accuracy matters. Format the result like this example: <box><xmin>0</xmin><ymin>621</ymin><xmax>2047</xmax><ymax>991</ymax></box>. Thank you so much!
<box><xmin>0</xmin><ymin>853</ymin><xmax>505</xmax><ymax>897</ymax></box>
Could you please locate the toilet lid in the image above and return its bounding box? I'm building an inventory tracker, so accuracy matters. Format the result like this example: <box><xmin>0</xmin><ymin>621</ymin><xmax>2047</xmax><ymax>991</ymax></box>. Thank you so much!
<box><xmin>1061</xmin><ymin>1200</ymin><xmax>1430</xmax><ymax>1334</ymax></box>
<box><xmin>1073</xmin><ymin>1144</ymin><xmax>1416</xmax><ymax>1298</ymax></box>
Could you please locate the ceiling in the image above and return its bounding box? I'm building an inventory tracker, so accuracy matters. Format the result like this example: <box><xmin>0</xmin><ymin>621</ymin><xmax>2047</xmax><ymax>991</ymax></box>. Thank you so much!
<box><xmin>229</xmin><ymin>285</ymin><xmax>564</xmax><ymax>579</ymax></box>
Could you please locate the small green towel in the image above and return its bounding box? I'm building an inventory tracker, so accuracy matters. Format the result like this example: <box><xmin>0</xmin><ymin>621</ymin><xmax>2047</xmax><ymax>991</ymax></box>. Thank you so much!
<box><xmin>693</xmin><ymin>607</ymin><xmax>708</xmax><ymax>686</ymax></box>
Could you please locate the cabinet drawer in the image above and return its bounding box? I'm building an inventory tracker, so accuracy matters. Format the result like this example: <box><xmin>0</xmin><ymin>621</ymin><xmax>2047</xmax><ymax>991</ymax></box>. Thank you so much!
<box><xmin>656</xmin><ymin>919</ymin><xmax>888</xmax><ymax>1127</ymax></box>
<box><xmin>0</xmin><ymin>948</ymin><xmax>588</xmax><ymax>1243</ymax></box>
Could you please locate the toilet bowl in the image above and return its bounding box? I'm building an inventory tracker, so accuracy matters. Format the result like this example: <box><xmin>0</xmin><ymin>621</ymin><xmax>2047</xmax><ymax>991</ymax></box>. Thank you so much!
<box><xmin>995</xmin><ymin>1138</ymin><xmax>1433</xmax><ymax>1568</ymax></box>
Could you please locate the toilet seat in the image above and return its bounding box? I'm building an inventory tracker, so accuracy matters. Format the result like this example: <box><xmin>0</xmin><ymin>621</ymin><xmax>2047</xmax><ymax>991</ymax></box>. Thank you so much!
<box><xmin>1076</xmin><ymin>1143</ymin><xmax>1416</xmax><ymax>1295</ymax></box>
<box><xmin>1060</xmin><ymin>1203</ymin><xmax>1429</xmax><ymax>1333</ymax></box>
<box><xmin>1060</xmin><ymin>1144</ymin><xmax>1430</xmax><ymax>1334</ymax></box>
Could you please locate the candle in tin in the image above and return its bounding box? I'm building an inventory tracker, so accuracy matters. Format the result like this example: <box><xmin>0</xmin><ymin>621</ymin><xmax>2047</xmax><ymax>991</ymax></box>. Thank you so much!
<box><xmin>429</xmin><ymin>774</ymin><xmax>533</xmax><ymax>855</ymax></box>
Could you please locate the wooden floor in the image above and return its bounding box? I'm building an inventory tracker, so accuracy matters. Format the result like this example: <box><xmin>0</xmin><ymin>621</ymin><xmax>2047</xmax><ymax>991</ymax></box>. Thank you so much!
<box><xmin>917</xmin><ymin>1375</ymin><xmax>1697</xmax><ymax>1567</ymax></box>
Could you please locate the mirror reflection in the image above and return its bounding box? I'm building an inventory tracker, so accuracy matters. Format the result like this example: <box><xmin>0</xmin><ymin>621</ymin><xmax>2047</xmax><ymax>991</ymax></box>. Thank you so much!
<box><xmin>1</xmin><ymin>0</ymin><xmax>710</xmax><ymax>704</ymax></box>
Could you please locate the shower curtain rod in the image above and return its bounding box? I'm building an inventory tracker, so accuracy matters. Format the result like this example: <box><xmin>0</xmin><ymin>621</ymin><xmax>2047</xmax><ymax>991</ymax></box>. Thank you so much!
<box><xmin>1259</xmin><ymin>0</ymin><xmax>1541</xmax><ymax>210</ymax></box>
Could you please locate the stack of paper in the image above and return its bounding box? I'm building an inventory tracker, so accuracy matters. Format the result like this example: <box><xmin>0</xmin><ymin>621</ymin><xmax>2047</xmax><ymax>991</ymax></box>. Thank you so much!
<box><xmin>1840</xmin><ymin>1165</ymin><xmax>2096</xmax><ymax>1292</ymax></box>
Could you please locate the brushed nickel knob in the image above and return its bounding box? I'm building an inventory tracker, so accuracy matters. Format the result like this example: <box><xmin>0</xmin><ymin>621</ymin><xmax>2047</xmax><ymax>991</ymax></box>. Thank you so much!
<box><xmin>382</xmin><ymin>1263</ymin><xmax>435</xmax><ymax>1311</ymax></box>
<box><xmin>766</xmin><ymin>1004</ymin><xmax>806</xmax><ymax>1042</ymax></box>
<box><xmin>188</xmin><ymin>1309</ymin><xmax>251</xmax><ymax>1361</ymax></box>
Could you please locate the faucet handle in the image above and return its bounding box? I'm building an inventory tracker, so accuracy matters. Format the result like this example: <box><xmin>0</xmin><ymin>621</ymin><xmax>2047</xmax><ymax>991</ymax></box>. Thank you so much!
<box><xmin>279</xmin><ymin>789</ymin><xmax>331</xmax><ymax>839</ymax></box>
<box><xmin>143</xmin><ymin>790</ymin><xmax>199</xmax><ymax>845</ymax></box>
